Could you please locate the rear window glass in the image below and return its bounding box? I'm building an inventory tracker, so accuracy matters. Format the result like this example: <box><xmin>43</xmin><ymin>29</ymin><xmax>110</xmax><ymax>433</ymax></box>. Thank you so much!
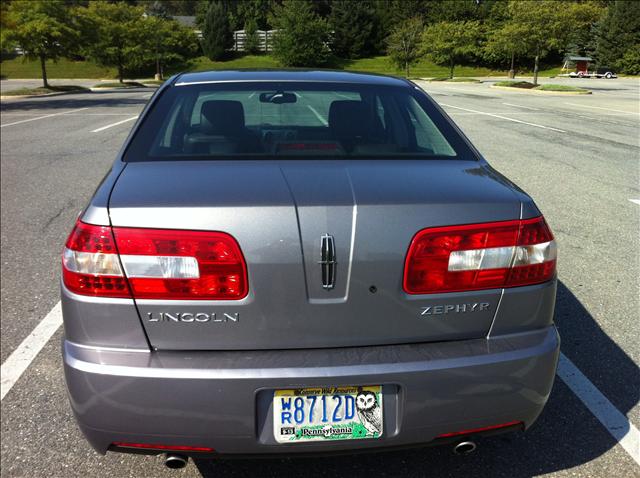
<box><xmin>124</xmin><ymin>82</ymin><xmax>473</xmax><ymax>161</ymax></box>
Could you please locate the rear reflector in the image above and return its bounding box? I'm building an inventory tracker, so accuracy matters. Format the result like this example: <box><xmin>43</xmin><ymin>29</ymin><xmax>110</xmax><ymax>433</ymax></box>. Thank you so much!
<box><xmin>62</xmin><ymin>220</ymin><xmax>248</xmax><ymax>300</ymax></box>
<box><xmin>112</xmin><ymin>441</ymin><xmax>214</xmax><ymax>452</ymax></box>
<box><xmin>403</xmin><ymin>217</ymin><xmax>556</xmax><ymax>294</ymax></box>
<box><xmin>436</xmin><ymin>420</ymin><xmax>523</xmax><ymax>438</ymax></box>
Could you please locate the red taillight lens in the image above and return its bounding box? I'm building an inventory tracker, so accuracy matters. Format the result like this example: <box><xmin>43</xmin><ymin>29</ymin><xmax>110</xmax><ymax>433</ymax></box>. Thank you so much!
<box><xmin>112</xmin><ymin>227</ymin><xmax>247</xmax><ymax>300</ymax></box>
<box><xmin>62</xmin><ymin>221</ymin><xmax>130</xmax><ymax>297</ymax></box>
<box><xmin>403</xmin><ymin>217</ymin><xmax>556</xmax><ymax>294</ymax></box>
<box><xmin>436</xmin><ymin>420</ymin><xmax>523</xmax><ymax>438</ymax></box>
<box><xmin>112</xmin><ymin>441</ymin><xmax>214</xmax><ymax>452</ymax></box>
<box><xmin>62</xmin><ymin>220</ymin><xmax>248</xmax><ymax>300</ymax></box>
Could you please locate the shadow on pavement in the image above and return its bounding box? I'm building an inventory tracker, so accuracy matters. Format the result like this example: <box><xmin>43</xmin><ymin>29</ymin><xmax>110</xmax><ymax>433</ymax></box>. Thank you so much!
<box><xmin>0</xmin><ymin>89</ymin><xmax>150</xmax><ymax>112</ymax></box>
<box><xmin>194</xmin><ymin>281</ymin><xmax>639</xmax><ymax>477</ymax></box>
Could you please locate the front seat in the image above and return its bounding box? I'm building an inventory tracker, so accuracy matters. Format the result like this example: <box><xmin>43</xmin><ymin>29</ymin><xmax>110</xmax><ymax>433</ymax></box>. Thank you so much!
<box><xmin>328</xmin><ymin>100</ymin><xmax>386</xmax><ymax>153</ymax></box>
<box><xmin>184</xmin><ymin>100</ymin><xmax>259</xmax><ymax>154</ymax></box>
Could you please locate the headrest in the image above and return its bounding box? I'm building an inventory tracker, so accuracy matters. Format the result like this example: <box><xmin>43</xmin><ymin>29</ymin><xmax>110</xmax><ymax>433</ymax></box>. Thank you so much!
<box><xmin>328</xmin><ymin>100</ymin><xmax>372</xmax><ymax>139</ymax></box>
<box><xmin>200</xmin><ymin>100</ymin><xmax>245</xmax><ymax>135</ymax></box>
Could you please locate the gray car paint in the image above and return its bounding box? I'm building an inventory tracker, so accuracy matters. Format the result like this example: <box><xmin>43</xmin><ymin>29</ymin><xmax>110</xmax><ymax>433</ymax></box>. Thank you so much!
<box><xmin>106</xmin><ymin>159</ymin><xmax>528</xmax><ymax>351</ymax></box>
<box><xmin>62</xmin><ymin>70</ymin><xmax>559</xmax><ymax>456</ymax></box>
<box><xmin>64</xmin><ymin>326</ymin><xmax>558</xmax><ymax>454</ymax></box>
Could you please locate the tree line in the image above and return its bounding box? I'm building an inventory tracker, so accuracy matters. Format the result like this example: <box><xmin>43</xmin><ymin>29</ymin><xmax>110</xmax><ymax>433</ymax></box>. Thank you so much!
<box><xmin>199</xmin><ymin>0</ymin><xmax>639</xmax><ymax>81</ymax></box>
<box><xmin>1</xmin><ymin>0</ymin><xmax>199</xmax><ymax>86</ymax></box>
<box><xmin>1</xmin><ymin>0</ymin><xmax>638</xmax><ymax>88</ymax></box>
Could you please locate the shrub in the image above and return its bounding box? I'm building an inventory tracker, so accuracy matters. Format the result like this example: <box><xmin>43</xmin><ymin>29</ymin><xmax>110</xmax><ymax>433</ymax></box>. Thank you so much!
<box><xmin>269</xmin><ymin>1</ymin><xmax>331</xmax><ymax>67</ymax></box>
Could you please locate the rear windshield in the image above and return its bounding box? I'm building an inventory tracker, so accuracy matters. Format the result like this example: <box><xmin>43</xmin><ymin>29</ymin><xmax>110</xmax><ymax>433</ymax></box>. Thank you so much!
<box><xmin>124</xmin><ymin>81</ymin><xmax>474</xmax><ymax>161</ymax></box>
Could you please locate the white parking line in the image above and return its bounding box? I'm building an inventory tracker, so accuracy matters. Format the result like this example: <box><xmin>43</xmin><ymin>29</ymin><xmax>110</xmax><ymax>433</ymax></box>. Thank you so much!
<box><xmin>307</xmin><ymin>105</ymin><xmax>328</xmax><ymax>126</ymax></box>
<box><xmin>440</xmin><ymin>103</ymin><xmax>566</xmax><ymax>133</ymax></box>
<box><xmin>91</xmin><ymin>115</ymin><xmax>138</xmax><ymax>133</ymax></box>
<box><xmin>0</xmin><ymin>107</ymin><xmax>89</xmax><ymax>128</ymax></box>
<box><xmin>0</xmin><ymin>302</ymin><xmax>62</xmax><ymax>401</ymax></box>
<box><xmin>565</xmin><ymin>103</ymin><xmax>640</xmax><ymax>115</ymax></box>
<box><xmin>557</xmin><ymin>353</ymin><xmax>640</xmax><ymax>466</ymax></box>
<box><xmin>502</xmin><ymin>102</ymin><xmax>539</xmax><ymax>111</ymax></box>
<box><xmin>2</xmin><ymin>113</ymin><xmax>139</xmax><ymax>117</ymax></box>
<box><xmin>629</xmin><ymin>199</ymin><xmax>640</xmax><ymax>205</ymax></box>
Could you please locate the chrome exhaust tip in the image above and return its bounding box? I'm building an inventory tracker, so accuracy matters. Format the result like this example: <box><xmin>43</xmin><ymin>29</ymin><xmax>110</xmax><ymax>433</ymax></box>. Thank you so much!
<box><xmin>164</xmin><ymin>454</ymin><xmax>188</xmax><ymax>469</ymax></box>
<box><xmin>453</xmin><ymin>441</ymin><xmax>477</xmax><ymax>455</ymax></box>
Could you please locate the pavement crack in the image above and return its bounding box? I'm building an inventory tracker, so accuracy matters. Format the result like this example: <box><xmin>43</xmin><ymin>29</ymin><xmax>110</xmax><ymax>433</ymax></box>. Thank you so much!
<box><xmin>42</xmin><ymin>200</ymin><xmax>75</xmax><ymax>232</ymax></box>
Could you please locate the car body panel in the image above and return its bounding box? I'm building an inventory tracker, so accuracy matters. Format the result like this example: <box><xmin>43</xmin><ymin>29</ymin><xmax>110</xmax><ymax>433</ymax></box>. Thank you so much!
<box><xmin>107</xmin><ymin>159</ymin><xmax>522</xmax><ymax>350</ymax></box>
<box><xmin>62</xmin><ymin>70</ymin><xmax>559</xmax><ymax>457</ymax></box>
<box><xmin>64</xmin><ymin>326</ymin><xmax>559</xmax><ymax>455</ymax></box>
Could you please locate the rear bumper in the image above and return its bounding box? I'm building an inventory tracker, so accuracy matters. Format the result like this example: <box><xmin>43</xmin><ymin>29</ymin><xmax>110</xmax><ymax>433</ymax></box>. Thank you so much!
<box><xmin>63</xmin><ymin>326</ymin><xmax>559</xmax><ymax>456</ymax></box>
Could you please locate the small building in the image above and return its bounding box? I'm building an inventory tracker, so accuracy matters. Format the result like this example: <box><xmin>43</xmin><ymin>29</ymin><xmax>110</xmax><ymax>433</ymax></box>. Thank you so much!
<box><xmin>562</xmin><ymin>55</ymin><xmax>593</xmax><ymax>75</ymax></box>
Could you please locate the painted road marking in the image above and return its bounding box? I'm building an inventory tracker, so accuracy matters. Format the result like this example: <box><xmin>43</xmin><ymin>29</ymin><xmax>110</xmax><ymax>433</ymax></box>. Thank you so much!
<box><xmin>1</xmin><ymin>301</ymin><xmax>639</xmax><ymax>467</ymax></box>
<box><xmin>2</xmin><ymin>113</ymin><xmax>138</xmax><ymax>116</ymax></box>
<box><xmin>502</xmin><ymin>102</ymin><xmax>539</xmax><ymax>111</ymax></box>
<box><xmin>0</xmin><ymin>302</ymin><xmax>62</xmax><ymax>401</ymax></box>
<box><xmin>91</xmin><ymin>115</ymin><xmax>138</xmax><ymax>133</ymax></box>
<box><xmin>565</xmin><ymin>103</ymin><xmax>640</xmax><ymax>115</ymax></box>
<box><xmin>441</xmin><ymin>103</ymin><xmax>566</xmax><ymax>133</ymax></box>
<box><xmin>629</xmin><ymin>199</ymin><xmax>640</xmax><ymax>205</ymax></box>
<box><xmin>0</xmin><ymin>107</ymin><xmax>89</xmax><ymax>128</ymax></box>
<box><xmin>307</xmin><ymin>105</ymin><xmax>328</xmax><ymax>126</ymax></box>
<box><xmin>557</xmin><ymin>353</ymin><xmax>640</xmax><ymax>466</ymax></box>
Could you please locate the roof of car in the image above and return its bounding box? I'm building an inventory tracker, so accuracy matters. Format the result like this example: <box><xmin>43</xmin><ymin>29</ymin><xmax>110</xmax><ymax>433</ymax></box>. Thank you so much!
<box><xmin>174</xmin><ymin>69</ymin><xmax>410</xmax><ymax>87</ymax></box>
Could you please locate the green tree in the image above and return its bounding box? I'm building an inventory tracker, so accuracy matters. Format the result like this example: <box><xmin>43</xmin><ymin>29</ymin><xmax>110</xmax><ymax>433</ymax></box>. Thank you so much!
<box><xmin>503</xmin><ymin>0</ymin><xmax>601</xmax><ymax>85</ymax></box>
<box><xmin>269</xmin><ymin>0</ymin><xmax>331</xmax><ymax>67</ymax></box>
<box><xmin>423</xmin><ymin>20</ymin><xmax>481</xmax><ymax>79</ymax></box>
<box><xmin>243</xmin><ymin>18</ymin><xmax>261</xmax><ymax>54</ymax></box>
<box><xmin>484</xmin><ymin>21</ymin><xmax>528</xmax><ymax>78</ymax></box>
<box><xmin>202</xmin><ymin>0</ymin><xmax>233</xmax><ymax>60</ymax></box>
<box><xmin>387</xmin><ymin>17</ymin><xmax>425</xmax><ymax>77</ymax></box>
<box><xmin>4</xmin><ymin>0</ymin><xmax>79</xmax><ymax>87</ymax></box>
<box><xmin>142</xmin><ymin>16</ymin><xmax>199</xmax><ymax>79</ymax></box>
<box><xmin>232</xmin><ymin>0</ymin><xmax>271</xmax><ymax>30</ymax></box>
<box><xmin>329</xmin><ymin>0</ymin><xmax>379</xmax><ymax>59</ymax></box>
<box><xmin>78</xmin><ymin>1</ymin><xmax>147</xmax><ymax>83</ymax></box>
<box><xmin>595</xmin><ymin>0</ymin><xmax>640</xmax><ymax>73</ymax></box>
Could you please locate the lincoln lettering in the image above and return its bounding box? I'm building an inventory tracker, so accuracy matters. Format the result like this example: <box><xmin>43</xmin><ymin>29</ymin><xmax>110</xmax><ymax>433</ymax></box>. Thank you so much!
<box><xmin>420</xmin><ymin>302</ymin><xmax>490</xmax><ymax>316</ymax></box>
<box><xmin>146</xmin><ymin>312</ymin><xmax>239</xmax><ymax>323</ymax></box>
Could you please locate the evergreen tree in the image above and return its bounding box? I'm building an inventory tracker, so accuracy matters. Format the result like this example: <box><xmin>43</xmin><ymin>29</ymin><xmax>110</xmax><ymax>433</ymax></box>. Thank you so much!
<box><xmin>243</xmin><ymin>18</ymin><xmax>260</xmax><ymax>54</ymax></box>
<box><xmin>202</xmin><ymin>0</ymin><xmax>233</xmax><ymax>60</ymax></box>
<box><xmin>330</xmin><ymin>0</ymin><xmax>379</xmax><ymax>58</ymax></box>
<box><xmin>595</xmin><ymin>0</ymin><xmax>640</xmax><ymax>72</ymax></box>
<box><xmin>269</xmin><ymin>0</ymin><xmax>331</xmax><ymax>67</ymax></box>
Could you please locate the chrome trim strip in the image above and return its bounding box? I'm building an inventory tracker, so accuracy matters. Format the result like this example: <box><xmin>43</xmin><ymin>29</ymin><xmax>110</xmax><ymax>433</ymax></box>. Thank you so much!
<box><xmin>65</xmin><ymin>340</ymin><xmax>150</xmax><ymax>354</ymax></box>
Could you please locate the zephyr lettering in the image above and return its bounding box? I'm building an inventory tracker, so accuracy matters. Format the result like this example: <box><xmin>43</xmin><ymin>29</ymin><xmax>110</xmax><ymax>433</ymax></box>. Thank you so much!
<box><xmin>420</xmin><ymin>302</ymin><xmax>490</xmax><ymax>317</ymax></box>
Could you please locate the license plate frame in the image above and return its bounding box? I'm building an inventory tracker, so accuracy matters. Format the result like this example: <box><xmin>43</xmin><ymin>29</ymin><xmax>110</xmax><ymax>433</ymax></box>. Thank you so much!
<box><xmin>273</xmin><ymin>386</ymin><xmax>383</xmax><ymax>443</ymax></box>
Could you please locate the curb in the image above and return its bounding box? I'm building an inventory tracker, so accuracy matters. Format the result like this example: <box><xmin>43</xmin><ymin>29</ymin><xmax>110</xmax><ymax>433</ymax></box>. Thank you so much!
<box><xmin>489</xmin><ymin>85</ymin><xmax>592</xmax><ymax>95</ymax></box>
<box><xmin>0</xmin><ymin>89</ymin><xmax>89</xmax><ymax>100</ymax></box>
<box><xmin>89</xmin><ymin>86</ymin><xmax>141</xmax><ymax>91</ymax></box>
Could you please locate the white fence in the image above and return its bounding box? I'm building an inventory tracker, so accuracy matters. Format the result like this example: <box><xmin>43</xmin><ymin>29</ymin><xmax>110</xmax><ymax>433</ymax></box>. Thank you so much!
<box><xmin>232</xmin><ymin>30</ymin><xmax>276</xmax><ymax>52</ymax></box>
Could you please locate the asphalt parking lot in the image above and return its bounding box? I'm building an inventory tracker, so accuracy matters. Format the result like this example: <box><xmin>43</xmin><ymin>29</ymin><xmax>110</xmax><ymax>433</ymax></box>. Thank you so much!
<box><xmin>1</xmin><ymin>76</ymin><xmax>638</xmax><ymax>477</ymax></box>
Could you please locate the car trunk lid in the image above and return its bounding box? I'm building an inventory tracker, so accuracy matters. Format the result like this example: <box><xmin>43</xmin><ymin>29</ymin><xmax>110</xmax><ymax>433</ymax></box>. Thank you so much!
<box><xmin>108</xmin><ymin>159</ymin><xmax>521</xmax><ymax>350</ymax></box>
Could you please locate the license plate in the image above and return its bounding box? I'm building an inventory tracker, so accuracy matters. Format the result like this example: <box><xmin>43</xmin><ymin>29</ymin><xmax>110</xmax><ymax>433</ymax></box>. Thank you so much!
<box><xmin>273</xmin><ymin>386</ymin><xmax>383</xmax><ymax>443</ymax></box>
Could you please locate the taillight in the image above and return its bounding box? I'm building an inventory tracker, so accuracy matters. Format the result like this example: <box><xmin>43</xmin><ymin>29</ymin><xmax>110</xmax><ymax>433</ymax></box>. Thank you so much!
<box><xmin>62</xmin><ymin>221</ymin><xmax>130</xmax><ymax>297</ymax></box>
<box><xmin>403</xmin><ymin>217</ymin><xmax>556</xmax><ymax>294</ymax></box>
<box><xmin>62</xmin><ymin>220</ymin><xmax>248</xmax><ymax>300</ymax></box>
